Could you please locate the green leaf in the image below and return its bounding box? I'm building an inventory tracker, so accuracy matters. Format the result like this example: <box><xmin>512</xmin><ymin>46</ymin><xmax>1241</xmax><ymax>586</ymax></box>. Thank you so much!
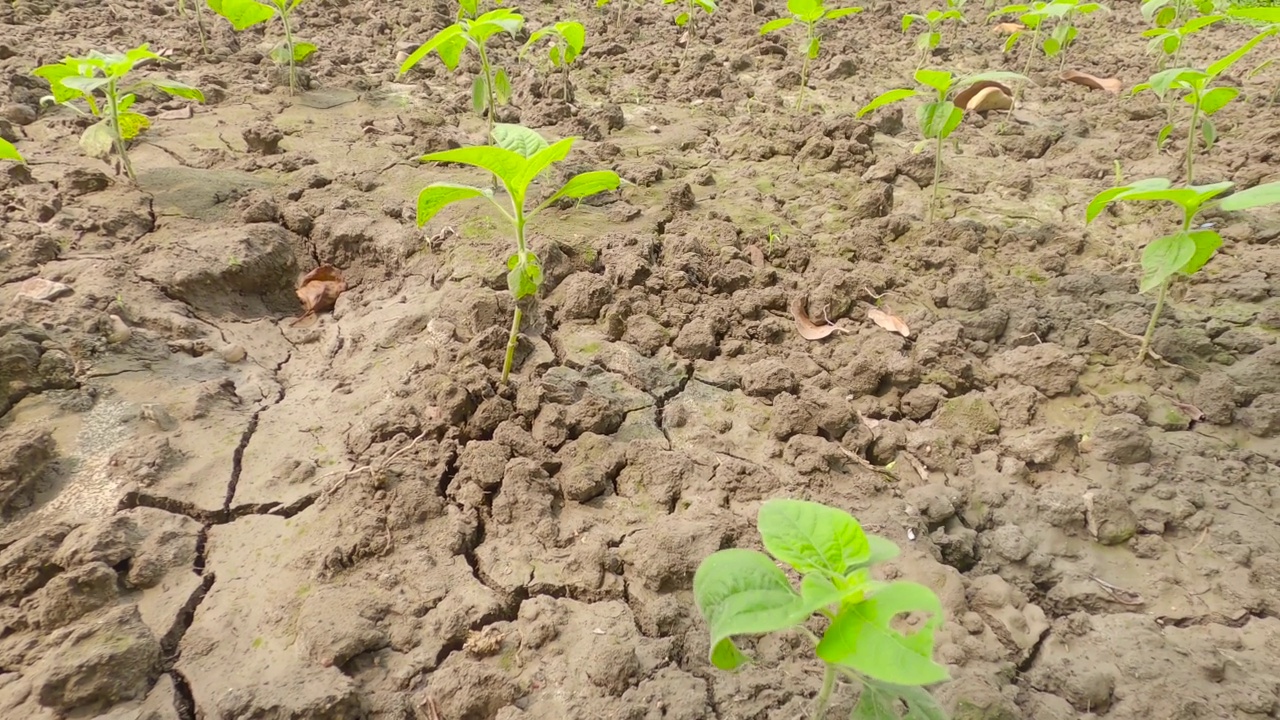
<box><xmin>536</xmin><ymin>170</ymin><xmax>621</xmax><ymax>212</ymax></box>
<box><xmin>902</xmin><ymin>13</ymin><xmax>918</xmax><ymax>31</ymax></box>
<box><xmin>1042</xmin><ymin>35</ymin><xmax>1061</xmax><ymax>57</ymax></box>
<box><xmin>1197</xmin><ymin>86</ymin><xmax>1238</xmax><ymax>115</ymax></box>
<box><xmin>865</xmin><ymin>535</ymin><xmax>901</xmax><ymax>567</ymax></box>
<box><xmin>788</xmin><ymin>0</ymin><xmax>823</xmax><ymax>22</ymax></box>
<box><xmin>61</xmin><ymin>75</ymin><xmax>111</xmax><ymax>95</ymax></box>
<box><xmin>760</xmin><ymin>17</ymin><xmax>794</xmax><ymax>34</ymax></box>
<box><xmin>1139</xmin><ymin>232</ymin><xmax>1196</xmax><ymax>293</ymax></box>
<box><xmin>1157</xmin><ymin>123</ymin><xmax>1173</xmax><ymax>149</ymax></box>
<box><xmin>1180</xmin><ymin>229</ymin><xmax>1222</xmax><ymax>276</ymax></box>
<box><xmin>675</xmin><ymin>11</ymin><xmax>690</xmax><ymax>25</ymax></box>
<box><xmin>400</xmin><ymin>24</ymin><xmax>465</xmax><ymax>74</ymax></box>
<box><xmin>0</xmin><ymin>138</ymin><xmax>23</xmax><ymax>164</ymax></box>
<box><xmin>857</xmin><ymin>87</ymin><xmax>916</xmax><ymax>117</ymax></box>
<box><xmin>850</xmin><ymin>684</ymin><xmax>899</xmax><ymax>720</ymax></box>
<box><xmin>436</xmin><ymin>33</ymin><xmax>468</xmax><ymax>71</ymax></box>
<box><xmin>808</xmin><ymin>36</ymin><xmax>821</xmax><ymax>59</ymax></box>
<box><xmin>472</xmin><ymin>8</ymin><xmax>525</xmax><ymax>38</ymax></box>
<box><xmin>1229</xmin><ymin>7</ymin><xmax>1280</xmax><ymax>24</ymax></box>
<box><xmin>415</xmin><ymin>182</ymin><xmax>491</xmax><ymax>227</ymax></box>
<box><xmin>80</xmin><ymin>120</ymin><xmax>114</xmax><ymax>159</ymax></box>
<box><xmin>146</xmin><ymin>78</ymin><xmax>205</xmax><ymax>102</ymax></box>
<box><xmin>33</xmin><ymin>62</ymin><xmax>83</xmax><ymax>104</ymax></box>
<box><xmin>1201</xmin><ymin>116</ymin><xmax>1217</xmax><ymax>149</ymax></box>
<box><xmin>559</xmin><ymin>21</ymin><xmax>586</xmax><ymax>61</ymax></box>
<box><xmin>1085</xmin><ymin>177</ymin><xmax>1172</xmax><ymax>223</ymax></box>
<box><xmin>917</xmin><ymin>101</ymin><xmax>962</xmax><ymax>140</ymax></box>
<box><xmin>492</xmin><ymin>123</ymin><xmax>549</xmax><ymax>158</ymax></box>
<box><xmin>421</xmin><ymin>145</ymin><xmax>528</xmax><ymax>191</ymax></box>
<box><xmin>494</xmin><ymin>68</ymin><xmax>512</xmax><ymax>104</ymax></box>
<box><xmin>1183</xmin><ymin>14</ymin><xmax>1225</xmax><ymax>32</ymax></box>
<box><xmin>207</xmin><ymin>0</ymin><xmax>276</xmax><ymax>30</ymax></box>
<box><xmin>1208</xmin><ymin>29</ymin><xmax>1274</xmax><ymax>78</ymax></box>
<box><xmin>117</xmin><ymin>111</ymin><xmax>150</xmax><ymax>141</ymax></box>
<box><xmin>693</xmin><ymin>0</ymin><xmax>717</xmax><ymax>13</ymax></box>
<box><xmin>472</xmin><ymin>74</ymin><xmax>487</xmax><ymax>115</ymax></box>
<box><xmin>1162</xmin><ymin>34</ymin><xmax>1180</xmax><ymax>56</ymax></box>
<box><xmin>1218</xmin><ymin>181</ymin><xmax>1280</xmax><ymax>211</ymax></box>
<box><xmin>506</xmin><ymin>250</ymin><xmax>544</xmax><ymax>299</ymax></box>
<box><xmin>291</xmin><ymin>42</ymin><xmax>318</xmax><ymax>63</ymax></box>
<box><xmin>757</xmin><ymin>499</ymin><xmax>871</xmax><ymax>577</ymax></box>
<box><xmin>693</xmin><ymin>549</ymin><xmax>805</xmax><ymax>670</ymax></box>
<box><xmin>825</xmin><ymin>7</ymin><xmax>862</xmax><ymax>19</ymax></box>
<box><xmin>1003</xmin><ymin>30</ymin><xmax>1023</xmax><ymax>53</ymax></box>
<box><xmin>914</xmin><ymin>68</ymin><xmax>952</xmax><ymax>96</ymax></box>
<box><xmin>1155</xmin><ymin>5</ymin><xmax>1175</xmax><ymax>25</ymax></box>
<box><xmin>817</xmin><ymin>581</ymin><xmax>949</xmax><ymax>686</ymax></box>
<box><xmin>518</xmin><ymin>136</ymin><xmax>575</xmax><ymax>188</ymax></box>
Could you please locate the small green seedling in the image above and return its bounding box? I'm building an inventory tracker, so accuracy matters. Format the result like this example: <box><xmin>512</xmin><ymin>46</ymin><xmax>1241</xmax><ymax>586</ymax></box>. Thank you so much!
<box><xmin>34</xmin><ymin>44</ymin><xmax>203</xmax><ymax>182</ymax></box>
<box><xmin>522</xmin><ymin>21</ymin><xmax>586</xmax><ymax>103</ymax></box>
<box><xmin>858</xmin><ymin>68</ymin><xmax>1025</xmax><ymax>223</ymax></box>
<box><xmin>1131</xmin><ymin>30</ymin><xmax>1273</xmax><ymax>183</ymax></box>
<box><xmin>208</xmin><ymin>0</ymin><xmax>316</xmax><ymax>94</ymax></box>
<box><xmin>993</xmin><ymin>0</ymin><xmax>1107</xmax><ymax>71</ymax></box>
<box><xmin>0</xmin><ymin>139</ymin><xmax>22</xmax><ymax>164</ymax></box>
<box><xmin>1229</xmin><ymin>7</ymin><xmax>1280</xmax><ymax>105</ymax></box>
<box><xmin>400</xmin><ymin>0</ymin><xmax>524</xmax><ymax>142</ymax></box>
<box><xmin>694</xmin><ymin>499</ymin><xmax>949</xmax><ymax>720</ymax></box>
<box><xmin>665</xmin><ymin>0</ymin><xmax>717</xmax><ymax>62</ymax></box>
<box><xmin>414</xmin><ymin>124</ymin><xmax>621</xmax><ymax>383</ymax></box>
<box><xmin>902</xmin><ymin>0</ymin><xmax>967</xmax><ymax>69</ymax></box>
<box><xmin>760</xmin><ymin>0</ymin><xmax>862</xmax><ymax>109</ymax></box>
<box><xmin>1141</xmin><ymin>0</ymin><xmax>1223</xmax><ymax>28</ymax></box>
<box><xmin>1142</xmin><ymin>15</ymin><xmax>1224</xmax><ymax>68</ymax></box>
<box><xmin>1086</xmin><ymin>178</ymin><xmax>1280</xmax><ymax>363</ymax></box>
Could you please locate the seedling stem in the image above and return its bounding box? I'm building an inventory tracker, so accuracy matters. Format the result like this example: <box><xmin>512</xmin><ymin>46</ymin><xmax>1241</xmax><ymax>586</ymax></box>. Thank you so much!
<box><xmin>281</xmin><ymin>9</ymin><xmax>299</xmax><ymax>93</ymax></box>
<box><xmin>105</xmin><ymin>78</ymin><xmax>134</xmax><ymax>181</ymax></box>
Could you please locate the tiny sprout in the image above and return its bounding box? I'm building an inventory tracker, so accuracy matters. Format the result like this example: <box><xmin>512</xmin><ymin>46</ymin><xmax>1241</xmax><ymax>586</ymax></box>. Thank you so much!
<box><xmin>760</xmin><ymin>0</ymin><xmax>862</xmax><ymax>109</ymax></box>
<box><xmin>33</xmin><ymin>44</ymin><xmax>203</xmax><ymax>182</ymax></box>
<box><xmin>414</xmin><ymin>124</ymin><xmax>621</xmax><ymax>383</ymax></box>
<box><xmin>1086</xmin><ymin>178</ymin><xmax>1280</xmax><ymax>363</ymax></box>
<box><xmin>902</xmin><ymin>0</ymin><xmax>966</xmax><ymax>69</ymax></box>
<box><xmin>0</xmin><ymin>139</ymin><xmax>22</xmax><ymax>164</ymax></box>
<box><xmin>208</xmin><ymin>0</ymin><xmax>317</xmax><ymax>94</ymax></box>
<box><xmin>522</xmin><ymin>21</ymin><xmax>586</xmax><ymax>103</ymax></box>
<box><xmin>857</xmin><ymin>68</ymin><xmax>1026</xmax><ymax>223</ymax></box>
<box><xmin>400</xmin><ymin>0</ymin><xmax>524</xmax><ymax>142</ymax></box>
<box><xmin>664</xmin><ymin>0</ymin><xmax>717</xmax><ymax>62</ymax></box>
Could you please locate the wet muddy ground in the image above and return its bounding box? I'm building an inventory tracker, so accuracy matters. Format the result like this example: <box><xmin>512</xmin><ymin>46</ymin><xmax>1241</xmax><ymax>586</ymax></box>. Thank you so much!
<box><xmin>3</xmin><ymin>0</ymin><xmax>1280</xmax><ymax>718</ymax></box>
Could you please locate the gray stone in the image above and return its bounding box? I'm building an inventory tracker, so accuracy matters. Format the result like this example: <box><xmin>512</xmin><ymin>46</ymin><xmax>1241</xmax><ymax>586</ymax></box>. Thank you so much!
<box><xmin>1084</xmin><ymin>489</ymin><xmax>1138</xmax><ymax>546</ymax></box>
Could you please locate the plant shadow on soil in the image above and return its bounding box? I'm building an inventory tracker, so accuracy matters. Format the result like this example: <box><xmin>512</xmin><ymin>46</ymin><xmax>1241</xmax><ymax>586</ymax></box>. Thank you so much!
<box><xmin>2</xmin><ymin>0</ymin><xmax>1280</xmax><ymax>719</ymax></box>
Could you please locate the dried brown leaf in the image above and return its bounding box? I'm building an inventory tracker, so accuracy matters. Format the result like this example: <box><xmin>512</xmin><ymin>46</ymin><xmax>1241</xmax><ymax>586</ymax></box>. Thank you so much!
<box><xmin>1060</xmin><ymin>70</ymin><xmax>1124</xmax><ymax>95</ymax></box>
<box><xmin>293</xmin><ymin>264</ymin><xmax>347</xmax><ymax>325</ymax></box>
<box><xmin>963</xmin><ymin>86</ymin><xmax>1013</xmax><ymax>112</ymax></box>
<box><xmin>994</xmin><ymin>22</ymin><xmax>1025</xmax><ymax>33</ymax></box>
<box><xmin>746</xmin><ymin>244</ymin><xmax>766</xmax><ymax>268</ymax></box>
<box><xmin>790</xmin><ymin>296</ymin><xmax>846</xmax><ymax>341</ymax></box>
<box><xmin>867</xmin><ymin>307</ymin><xmax>910</xmax><ymax>337</ymax></box>
<box><xmin>954</xmin><ymin>80</ymin><xmax>1014</xmax><ymax>111</ymax></box>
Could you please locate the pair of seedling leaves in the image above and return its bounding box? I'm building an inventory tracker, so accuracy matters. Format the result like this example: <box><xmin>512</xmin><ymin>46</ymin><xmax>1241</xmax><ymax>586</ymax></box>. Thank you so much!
<box><xmin>206</xmin><ymin>0</ymin><xmax>316</xmax><ymax>65</ymax></box>
<box><xmin>1087</xmin><ymin>178</ymin><xmax>1280</xmax><ymax>295</ymax></box>
<box><xmin>994</xmin><ymin>0</ymin><xmax>1108</xmax><ymax>62</ymax></box>
<box><xmin>33</xmin><ymin>45</ymin><xmax>203</xmax><ymax>164</ymax></box>
<box><xmin>859</xmin><ymin>68</ymin><xmax>1026</xmax><ymax>147</ymax></box>
<box><xmin>694</xmin><ymin>500</ymin><xmax>948</xmax><ymax>719</ymax></box>
<box><xmin>902</xmin><ymin>0</ymin><xmax>965</xmax><ymax>56</ymax></box>
<box><xmin>760</xmin><ymin>0</ymin><xmax>862</xmax><ymax>60</ymax></box>
<box><xmin>665</xmin><ymin>0</ymin><xmax>717</xmax><ymax>28</ymax></box>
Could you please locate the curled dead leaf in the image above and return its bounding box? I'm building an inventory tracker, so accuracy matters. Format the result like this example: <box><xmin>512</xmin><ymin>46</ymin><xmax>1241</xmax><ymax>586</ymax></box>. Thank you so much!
<box><xmin>953</xmin><ymin>80</ymin><xmax>1014</xmax><ymax>112</ymax></box>
<box><xmin>867</xmin><ymin>307</ymin><xmax>910</xmax><ymax>337</ymax></box>
<box><xmin>790</xmin><ymin>296</ymin><xmax>847</xmax><ymax>341</ymax></box>
<box><xmin>994</xmin><ymin>22</ymin><xmax>1025</xmax><ymax>34</ymax></box>
<box><xmin>292</xmin><ymin>264</ymin><xmax>346</xmax><ymax>326</ymax></box>
<box><xmin>1060</xmin><ymin>70</ymin><xmax>1123</xmax><ymax>95</ymax></box>
<box><xmin>746</xmin><ymin>244</ymin><xmax>766</xmax><ymax>268</ymax></box>
<box><xmin>963</xmin><ymin>86</ymin><xmax>1013</xmax><ymax>112</ymax></box>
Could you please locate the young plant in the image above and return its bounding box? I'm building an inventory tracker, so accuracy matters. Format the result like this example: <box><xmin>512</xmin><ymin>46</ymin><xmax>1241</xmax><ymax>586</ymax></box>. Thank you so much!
<box><xmin>1142</xmin><ymin>14</ymin><xmax>1224</xmax><ymax>69</ymax></box>
<box><xmin>857</xmin><ymin>68</ymin><xmax>1025</xmax><ymax>223</ymax></box>
<box><xmin>208</xmin><ymin>0</ymin><xmax>316</xmax><ymax>94</ymax></box>
<box><xmin>694</xmin><ymin>499</ymin><xmax>949</xmax><ymax>720</ymax></box>
<box><xmin>902</xmin><ymin>0</ymin><xmax>967</xmax><ymax>69</ymax></box>
<box><xmin>992</xmin><ymin>0</ymin><xmax>1107</xmax><ymax>72</ymax></box>
<box><xmin>1131</xmin><ymin>30</ymin><xmax>1273</xmax><ymax>183</ymax></box>
<box><xmin>760</xmin><ymin>0</ymin><xmax>863</xmax><ymax>110</ymax></box>
<box><xmin>0</xmin><ymin>139</ymin><xmax>22</xmax><ymax>164</ymax></box>
<box><xmin>521</xmin><ymin>21</ymin><xmax>586</xmax><ymax>103</ymax></box>
<box><xmin>1229</xmin><ymin>7</ymin><xmax>1280</xmax><ymax>105</ymax></box>
<box><xmin>400</xmin><ymin>0</ymin><xmax>524</xmax><ymax>142</ymax></box>
<box><xmin>664</xmin><ymin>0</ymin><xmax>717</xmax><ymax>62</ymax></box>
<box><xmin>33</xmin><ymin>45</ymin><xmax>203</xmax><ymax>182</ymax></box>
<box><xmin>1086</xmin><ymin>178</ymin><xmax>1280</xmax><ymax>363</ymax></box>
<box><xmin>414</xmin><ymin>124</ymin><xmax>621</xmax><ymax>382</ymax></box>
<box><xmin>1141</xmin><ymin>0</ymin><xmax>1224</xmax><ymax>28</ymax></box>
<box><xmin>177</xmin><ymin>0</ymin><xmax>209</xmax><ymax>54</ymax></box>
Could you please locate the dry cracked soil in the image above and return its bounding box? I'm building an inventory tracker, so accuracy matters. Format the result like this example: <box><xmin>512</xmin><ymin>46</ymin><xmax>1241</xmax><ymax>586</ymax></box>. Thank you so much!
<box><xmin>3</xmin><ymin>0</ymin><xmax>1280</xmax><ymax>718</ymax></box>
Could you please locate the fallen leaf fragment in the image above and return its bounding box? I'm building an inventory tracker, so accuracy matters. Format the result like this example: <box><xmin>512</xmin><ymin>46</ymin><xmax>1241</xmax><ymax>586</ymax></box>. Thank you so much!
<box><xmin>159</xmin><ymin>106</ymin><xmax>193</xmax><ymax>121</ymax></box>
<box><xmin>16</xmin><ymin>277</ymin><xmax>72</xmax><ymax>302</ymax></box>
<box><xmin>867</xmin><ymin>307</ymin><xmax>910</xmax><ymax>337</ymax></box>
<box><xmin>954</xmin><ymin>80</ymin><xmax>1014</xmax><ymax>112</ymax></box>
<box><xmin>292</xmin><ymin>264</ymin><xmax>346</xmax><ymax>326</ymax></box>
<box><xmin>994</xmin><ymin>22</ymin><xmax>1025</xmax><ymax>34</ymax></box>
<box><xmin>964</xmin><ymin>86</ymin><xmax>1013</xmax><ymax>112</ymax></box>
<box><xmin>790</xmin><ymin>296</ymin><xmax>847</xmax><ymax>341</ymax></box>
<box><xmin>1060</xmin><ymin>70</ymin><xmax>1123</xmax><ymax>95</ymax></box>
<box><xmin>746</xmin><ymin>244</ymin><xmax>766</xmax><ymax>268</ymax></box>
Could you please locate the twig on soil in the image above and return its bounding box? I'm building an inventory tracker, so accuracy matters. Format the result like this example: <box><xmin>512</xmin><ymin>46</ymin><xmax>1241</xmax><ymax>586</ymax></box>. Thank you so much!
<box><xmin>1010</xmin><ymin>332</ymin><xmax>1043</xmax><ymax>345</ymax></box>
<box><xmin>836</xmin><ymin>445</ymin><xmax>897</xmax><ymax>481</ymax></box>
<box><xmin>1090</xmin><ymin>575</ymin><xmax>1145</xmax><ymax>606</ymax></box>
<box><xmin>317</xmin><ymin>431</ymin><xmax>427</xmax><ymax>506</ymax></box>
<box><xmin>415</xmin><ymin>695</ymin><xmax>445</xmax><ymax>720</ymax></box>
<box><xmin>901</xmin><ymin>452</ymin><xmax>932</xmax><ymax>482</ymax></box>
<box><xmin>1093</xmin><ymin>320</ymin><xmax>1197</xmax><ymax>375</ymax></box>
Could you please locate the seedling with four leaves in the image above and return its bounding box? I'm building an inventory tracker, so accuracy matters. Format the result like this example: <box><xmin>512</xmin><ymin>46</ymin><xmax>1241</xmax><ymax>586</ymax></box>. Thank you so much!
<box><xmin>902</xmin><ymin>0</ymin><xmax>967</xmax><ymax>69</ymax></box>
<box><xmin>0</xmin><ymin>139</ymin><xmax>22</xmax><ymax>164</ymax></box>
<box><xmin>992</xmin><ymin>0</ymin><xmax>1108</xmax><ymax>72</ymax></box>
<box><xmin>857</xmin><ymin>68</ymin><xmax>1025</xmax><ymax>223</ymax></box>
<box><xmin>207</xmin><ymin>0</ymin><xmax>317</xmax><ymax>94</ymax></box>
<box><xmin>33</xmin><ymin>44</ymin><xmax>203</xmax><ymax>182</ymax></box>
<box><xmin>413</xmin><ymin>124</ymin><xmax>621</xmax><ymax>383</ymax></box>
<box><xmin>522</xmin><ymin>21</ymin><xmax>586</xmax><ymax>103</ymax></box>
<box><xmin>1086</xmin><ymin>178</ymin><xmax>1280</xmax><ymax>363</ymax></box>
<box><xmin>760</xmin><ymin>0</ymin><xmax>862</xmax><ymax>109</ymax></box>
<box><xmin>400</xmin><ymin>0</ymin><xmax>524</xmax><ymax>142</ymax></box>
<box><xmin>694</xmin><ymin>499</ymin><xmax>949</xmax><ymax>720</ymax></box>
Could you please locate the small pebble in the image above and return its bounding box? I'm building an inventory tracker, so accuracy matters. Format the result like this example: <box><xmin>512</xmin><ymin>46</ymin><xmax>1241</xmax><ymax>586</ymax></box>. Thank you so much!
<box><xmin>106</xmin><ymin>315</ymin><xmax>131</xmax><ymax>343</ymax></box>
<box><xmin>219</xmin><ymin>344</ymin><xmax>247</xmax><ymax>363</ymax></box>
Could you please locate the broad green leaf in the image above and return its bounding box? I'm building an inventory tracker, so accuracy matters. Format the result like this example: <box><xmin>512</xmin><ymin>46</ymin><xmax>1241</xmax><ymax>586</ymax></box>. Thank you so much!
<box><xmin>1155</xmin><ymin>5</ymin><xmax>1175</xmax><ymax>25</ymax></box>
<box><xmin>675</xmin><ymin>11</ymin><xmax>690</xmax><ymax>26</ymax></box>
<box><xmin>1162</xmin><ymin>34</ymin><xmax>1179</xmax><ymax>56</ymax></box>
<box><xmin>1075</xmin><ymin>2</ymin><xmax>1106</xmax><ymax>13</ymax></box>
<box><xmin>1042</xmin><ymin>35</ymin><xmax>1061</xmax><ymax>57</ymax></box>
<box><xmin>1229</xmin><ymin>7</ymin><xmax>1280</xmax><ymax>23</ymax></box>
<box><xmin>1180</xmin><ymin>229</ymin><xmax>1222</xmax><ymax>276</ymax></box>
<box><xmin>917</xmin><ymin>101</ymin><xmax>962</xmax><ymax>140</ymax></box>
<box><xmin>33</xmin><ymin>62</ymin><xmax>83</xmax><ymax>104</ymax></box>
<box><xmin>506</xmin><ymin>250</ymin><xmax>543</xmax><ymax>299</ymax></box>
<box><xmin>788</xmin><ymin>0</ymin><xmax>823</xmax><ymax>22</ymax></box>
<box><xmin>850</xmin><ymin>684</ymin><xmax>899</xmax><ymax>720</ymax></box>
<box><xmin>62</xmin><ymin>76</ymin><xmax>111</xmax><ymax>95</ymax></box>
<box><xmin>808</xmin><ymin>36</ymin><xmax>820</xmax><ymax>59</ymax></box>
<box><xmin>1208</xmin><ymin>29</ymin><xmax>1275</xmax><ymax>78</ymax></box>
<box><xmin>146</xmin><ymin>78</ymin><xmax>205</xmax><ymax>102</ymax></box>
<box><xmin>816</xmin><ymin>581</ymin><xmax>949</xmax><ymax>686</ymax></box>
<box><xmin>863</xmin><ymin>535</ymin><xmax>901</xmax><ymax>567</ymax></box>
<box><xmin>471</xmin><ymin>9</ymin><xmax>525</xmax><ymax>38</ymax></box>
<box><xmin>207</xmin><ymin>0</ymin><xmax>276</xmax><ymax>30</ymax></box>
<box><xmin>472</xmin><ymin>74</ymin><xmax>486</xmax><ymax>114</ymax></box>
<box><xmin>559</xmin><ymin>21</ymin><xmax>586</xmax><ymax>61</ymax></box>
<box><xmin>291</xmin><ymin>42</ymin><xmax>318</xmax><ymax>62</ymax></box>
<box><xmin>415</xmin><ymin>182</ymin><xmax>491</xmax><ymax>226</ymax></box>
<box><xmin>0</xmin><ymin>138</ymin><xmax>23</xmax><ymax>163</ymax></box>
<box><xmin>902</xmin><ymin>14</ymin><xmax>919</xmax><ymax>31</ymax></box>
<box><xmin>1196</xmin><ymin>86</ymin><xmax>1238</xmax><ymax>115</ymax></box>
<box><xmin>80</xmin><ymin>120</ymin><xmax>114</xmax><ymax>158</ymax></box>
<box><xmin>693</xmin><ymin>548</ymin><xmax>805</xmax><ymax>670</ymax></box>
<box><xmin>117</xmin><ymin>111</ymin><xmax>150</xmax><ymax>141</ymax></box>
<box><xmin>518</xmin><ymin>136</ymin><xmax>576</xmax><ymax>188</ymax></box>
<box><xmin>760</xmin><ymin>17</ymin><xmax>794</xmax><ymax>34</ymax></box>
<box><xmin>857</xmin><ymin>87</ymin><xmax>916</xmax><ymax>117</ymax></box>
<box><xmin>1218</xmin><ymin>181</ymin><xmax>1280</xmax><ymax>211</ymax></box>
<box><xmin>757</xmin><ymin>499</ymin><xmax>871</xmax><ymax>576</ymax></box>
<box><xmin>1085</xmin><ymin>177</ymin><xmax>1172</xmax><ymax>223</ymax></box>
<box><xmin>421</xmin><ymin>145</ymin><xmax>528</xmax><ymax>190</ymax></box>
<box><xmin>925</xmin><ymin>31</ymin><xmax>941</xmax><ymax>49</ymax></box>
<box><xmin>1141</xmin><ymin>0</ymin><xmax>1172</xmax><ymax>22</ymax></box>
<box><xmin>914</xmin><ymin>68</ymin><xmax>952</xmax><ymax>96</ymax></box>
<box><xmin>693</xmin><ymin>0</ymin><xmax>717</xmax><ymax>14</ymax></box>
<box><xmin>536</xmin><ymin>170</ymin><xmax>622</xmax><ymax>212</ymax></box>
<box><xmin>1183</xmin><ymin>14</ymin><xmax>1225</xmax><ymax>32</ymax></box>
<box><xmin>1139</xmin><ymin>232</ymin><xmax>1196</xmax><ymax>293</ymax></box>
<box><xmin>400</xmin><ymin>24</ymin><xmax>465</xmax><ymax>74</ymax></box>
<box><xmin>437</xmin><ymin>33</ymin><xmax>468</xmax><ymax>71</ymax></box>
<box><xmin>826</xmin><ymin>7</ymin><xmax>862</xmax><ymax>19</ymax></box>
<box><xmin>492</xmin><ymin>123</ymin><xmax>549</xmax><ymax>158</ymax></box>
<box><xmin>1201</xmin><ymin>117</ymin><xmax>1217</xmax><ymax>149</ymax></box>
<box><xmin>494</xmin><ymin>68</ymin><xmax>512</xmax><ymax>104</ymax></box>
<box><xmin>549</xmin><ymin>46</ymin><xmax>562</xmax><ymax>67</ymax></box>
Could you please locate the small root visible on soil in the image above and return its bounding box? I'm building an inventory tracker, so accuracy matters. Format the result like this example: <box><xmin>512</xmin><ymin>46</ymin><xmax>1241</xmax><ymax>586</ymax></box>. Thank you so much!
<box><xmin>317</xmin><ymin>431</ymin><xmax>427</xmax><ymax>507</ymax></box>
<box><xmin>1092</xmin><ymin>320</ymin><xmax>1195</xmax><ymax>374</ymax></box>
<box><xmin>1090</xmin><ymin>575</ymin><xmax>1145</xmax><ymax>606</ymax></box>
